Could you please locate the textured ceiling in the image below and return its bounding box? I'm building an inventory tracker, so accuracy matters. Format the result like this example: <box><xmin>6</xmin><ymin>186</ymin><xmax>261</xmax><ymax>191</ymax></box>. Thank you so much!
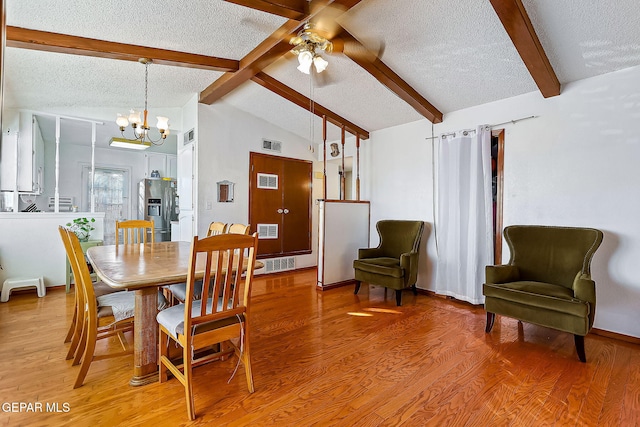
<box><xmin>5</xmin><ymin>0</ymin><xmax>640</xmax><ymax>147</ymax></box>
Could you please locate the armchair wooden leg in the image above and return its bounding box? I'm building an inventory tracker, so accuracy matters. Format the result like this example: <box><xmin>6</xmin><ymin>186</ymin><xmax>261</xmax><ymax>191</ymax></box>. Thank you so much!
<box><xmin>485</xmin><ymin>312</ymin><xmax>495</xmax><ymax>333</ymax></box>
<box><xmin>574</xmin><ymin>335</ymin><xmax>586</xmax><ymax>363</ymax></box>
<box><xmin>395</xmin><ymin>290</ymin><xmax>402</xmax><ymax>306</ymax></box>
<box><xmin>354</xmin><ymin>281</ymin><xmax>360</xmax><ymax>295</ymax></box>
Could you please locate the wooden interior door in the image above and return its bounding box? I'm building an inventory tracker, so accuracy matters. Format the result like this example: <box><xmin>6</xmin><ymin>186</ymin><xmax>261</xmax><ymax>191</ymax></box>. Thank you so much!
<box><xmin>282</xmin><ymin>158</ymin><xmax>312</xmax><ymax>254</ymax></box>
<box><xmin>249</xmin><ymin>152</ymin><xmax>312</xmax><ymax>258</ymax></box>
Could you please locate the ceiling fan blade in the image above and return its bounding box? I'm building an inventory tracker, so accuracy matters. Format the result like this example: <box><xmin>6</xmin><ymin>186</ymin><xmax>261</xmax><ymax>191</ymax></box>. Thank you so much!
<box><xmin>225</xmin><ymin>0</ymin><xmax>307</xmax><ymax>20</ymax></box>
<box><xmin>341</xmin><ymin>36</ymin><xmax>384</xmax><ymax>62</ymax></box>
<box><xmin>308</xmin><ymin>1</ymin><xmax>348</xmax><ymax>40</ymax></box>
<box><xmin>240</xmin><ymin>16</ymin><xmax>279</xmax><ymax>34</ymax></box>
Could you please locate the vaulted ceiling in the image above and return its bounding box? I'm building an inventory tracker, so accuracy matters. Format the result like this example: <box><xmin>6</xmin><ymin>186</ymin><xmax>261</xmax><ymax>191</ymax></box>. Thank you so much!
<box><xmin>4</xmin><ymin>0</ymin><xmax>640</xmax><ymax>146</ymax></box>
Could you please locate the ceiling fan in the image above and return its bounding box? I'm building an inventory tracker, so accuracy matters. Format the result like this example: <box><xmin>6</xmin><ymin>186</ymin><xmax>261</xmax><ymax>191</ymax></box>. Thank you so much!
<box><xmin>289</xmin><ymin>23</ymin><xmax>333</xmax><ymax>74</ymax></box>
<box><xmin>286</xmin><ymin>2</ymin><xmax>384</xmax><ymax>77</ymax></box>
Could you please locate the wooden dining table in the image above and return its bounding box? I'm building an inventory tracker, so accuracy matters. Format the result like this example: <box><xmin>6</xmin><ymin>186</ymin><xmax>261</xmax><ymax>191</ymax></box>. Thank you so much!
<box><xmin>86</xmin><ymin>241</ymin><xmax>262</xmax><ymax>386</ymax></box>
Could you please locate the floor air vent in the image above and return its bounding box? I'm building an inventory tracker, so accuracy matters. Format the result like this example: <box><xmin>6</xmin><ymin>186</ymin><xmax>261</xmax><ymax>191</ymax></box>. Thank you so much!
<box><xmin>265</xmin><ymin>257</ymin><xmax>295</xmax><ymax>273</ymax></box>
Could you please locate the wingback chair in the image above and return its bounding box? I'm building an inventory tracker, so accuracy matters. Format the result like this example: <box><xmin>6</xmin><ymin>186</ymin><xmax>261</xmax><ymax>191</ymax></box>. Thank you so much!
<box><xmin>353</xmin><ymin>220</ymin><xmax>425</xmax><ymax>306</ymax></box>
<box><xmin>483</xmin><ymin>225</ymin><xmax>603</xmax><ymax>362</ymax></box>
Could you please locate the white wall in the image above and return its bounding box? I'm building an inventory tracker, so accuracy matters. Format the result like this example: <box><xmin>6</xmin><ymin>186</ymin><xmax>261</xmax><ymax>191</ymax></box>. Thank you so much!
<box><xmin>196</xmin><ymin>102</ymin><xmax>318</xmax><ymax>268</ymax></box>
<box><xmin>359</xmin><ymin>119</ymin><xmax>436</xmax><ymax>292</ymax></box>
<box><xmin>363</xmin><ymin>65</ymin><xmax>640</xmax><ymax>337</ymax></box>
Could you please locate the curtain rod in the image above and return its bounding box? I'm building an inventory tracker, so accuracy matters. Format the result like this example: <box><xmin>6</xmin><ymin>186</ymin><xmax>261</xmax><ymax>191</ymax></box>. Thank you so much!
<box><xmin>490</xmin><ymin>115</ymin><xmax>538</xmax><ymax>128</ymax></box>
<box><xmin>424</xmin><ymin>115</ymin><xmax>539</xmax><ymax>140</ymax></box>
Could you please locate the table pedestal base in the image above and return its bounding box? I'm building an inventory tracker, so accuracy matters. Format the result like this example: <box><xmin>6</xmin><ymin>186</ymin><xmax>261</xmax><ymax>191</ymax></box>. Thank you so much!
<box><xmin>132</xmin><ymin>287</ymin><xmax>159</xmax><ymax>387</ymax></box>
<box><xmin>129</xmin><ymin>371</ymin><xmax>159</xmax><ymax>387</ymax></box>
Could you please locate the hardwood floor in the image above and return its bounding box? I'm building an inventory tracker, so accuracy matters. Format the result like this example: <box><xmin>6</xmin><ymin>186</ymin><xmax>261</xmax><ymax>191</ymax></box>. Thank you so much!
<box><xmin>1</xmin><ymin>269</ymin><xmax>639</xmax><ymax>426</ymax></box>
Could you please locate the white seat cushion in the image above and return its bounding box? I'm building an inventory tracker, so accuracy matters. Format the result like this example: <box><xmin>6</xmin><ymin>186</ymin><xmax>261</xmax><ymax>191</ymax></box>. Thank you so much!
<box><xmin>157</xmin><ymin>298</ymin><xmax>238</xmax><ymax>339</ymax></box>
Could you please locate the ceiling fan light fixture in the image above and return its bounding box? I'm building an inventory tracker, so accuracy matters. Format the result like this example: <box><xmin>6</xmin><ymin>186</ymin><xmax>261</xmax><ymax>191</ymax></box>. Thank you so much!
<box><xmin>291</xmin><ymin>23</ymin><xmax>332</xmax><ymax>75</ymax></box>
<box><xmin>313</xmin><ymin>55</ymin><xmax>329</xmax><ymax>73</ymax></box>
<box><xmin>297</xmin><ymin>63</ymin><xmax>312</xmax><ymax>74</ymax></box>
<box><xmin>297</xmin><ymin>50</ymin><xmax>314</xmax><ymax>74</ymax></box>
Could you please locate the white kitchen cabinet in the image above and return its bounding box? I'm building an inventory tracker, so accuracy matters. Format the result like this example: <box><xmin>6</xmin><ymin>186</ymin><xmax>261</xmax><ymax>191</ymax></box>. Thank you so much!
<box><xmin>0</xmin><ymin>133</ymin><xmax>18</xmax><ymax>191</ymax></box>
<box><xmin>177</xmin><ymin>144</ymin><xmax>194</xmax><ymax>210</ymax></box>
<box><xmin>0</xmin><ymin>112</ymin><xmax>44</xmax><ymax>193</ymax></box>
<box><xmin>145</xmin><ymin>153</ymin><xmax>177</xmax><ymax>179</ymax></box>
<box><xmin>177</xmin><ymin>140</ymin><xmax>195</xmax><ymax>240</ymax></box>
<box><xmin>145</xmin><ymin>152</ymin><xmax>166</xmax><ymax>178</ymax></box>
<box><xmin>178</xmin><ymin>211</ymin><xmax>194</xmax><ymax>241</ymax></box>
<box><xmin>167</xmin><ymin>155</ymin><xmax>177</xmax><ymax>179</ymax></box>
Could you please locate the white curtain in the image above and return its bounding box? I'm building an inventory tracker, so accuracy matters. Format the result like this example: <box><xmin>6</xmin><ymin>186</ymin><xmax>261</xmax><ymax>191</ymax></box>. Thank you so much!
<box><xmin>434</xmin><ymin>126</ymin><xmax>493</xmax><ymax>305</ymax></box>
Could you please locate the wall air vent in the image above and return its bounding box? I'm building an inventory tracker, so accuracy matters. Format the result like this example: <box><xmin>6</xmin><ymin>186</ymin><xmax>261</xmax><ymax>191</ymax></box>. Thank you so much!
<box><xmin>257</xmin><ymin>224</ymin><xmax>278</xmax><ymax>239</ymax></box>
<box><xmin>183</xmin><ymin>128</ymin><xmax>195</xmax><ymax>147</ymax></box>
<box><xmin>265</xmin><ymin>256</ymin><xmax>296</xmax><ymax>273</ymax></box>
<box><xmin>257</xmin><ymin>173</ymin><xmax>278</xmax><ymax>189</ymax></box>
<box><xmin>262</xmin><ymin>139</ymin><xmax>282</xmax><ymax>153</ymax></box>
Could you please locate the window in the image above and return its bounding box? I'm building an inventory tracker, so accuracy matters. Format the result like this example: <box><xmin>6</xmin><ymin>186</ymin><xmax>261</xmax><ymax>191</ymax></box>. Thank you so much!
<box><xmin>83</xmin><ymin>166</ymin><xmax>130</xmax><ymax>244</ymax></box>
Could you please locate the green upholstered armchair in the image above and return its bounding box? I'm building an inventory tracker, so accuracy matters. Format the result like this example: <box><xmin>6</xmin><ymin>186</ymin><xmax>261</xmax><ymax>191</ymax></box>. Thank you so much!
<box><xmin>353</xmin><ymin>220</ymin><xmax>425</xmax><ymax>306</ymax></box>
<box><xmin>483</xmin><ymin>225</ymin><xmax>603</xmax><ymax>362</ymax></box>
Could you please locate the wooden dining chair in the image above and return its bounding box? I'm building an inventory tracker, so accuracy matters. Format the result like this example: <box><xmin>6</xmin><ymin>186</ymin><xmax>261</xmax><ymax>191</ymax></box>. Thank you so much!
<box><xmin>157</xmin><ymin>233</ymin><xmax>259</xmax><ymax>420</ymax></box>
<box><xmin>59</xmin><ymin>226</ymin><xmax>123</xmax><ymax>361</ymax></box>
<box><xmin>166</xmin><ymin>221</ymin><xmax>249</xmax><ymax>305</ymax></box>
<box><xmin>115</xmin><ymin>219</ymin><xmax>155</xmax><ymax>245</ymax></box>
<box><xmin>60</xmin><ymin>226</ymin><xmax>135</xmax><ymax>388</ymax></box>
<box><xmin>166</xmin><ymin>221</ymin><xmax>229</xmax><ymax>304</ymax></box>
<box><xmin>227</xmin><ymin>223</ymin><xmax>250</xmax><ymax>235</ymax></box>
<box><xmin>207</xmin><ymin>221</ymin><xmax>227</xmax><ymax>236</ymax></box>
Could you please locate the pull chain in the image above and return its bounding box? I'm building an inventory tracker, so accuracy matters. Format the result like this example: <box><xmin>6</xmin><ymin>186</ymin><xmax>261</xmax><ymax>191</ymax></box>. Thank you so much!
<box><xmin>144</xmin><ymin>62</ymin><xmax>149</xmax><ymax>112</ymax></box>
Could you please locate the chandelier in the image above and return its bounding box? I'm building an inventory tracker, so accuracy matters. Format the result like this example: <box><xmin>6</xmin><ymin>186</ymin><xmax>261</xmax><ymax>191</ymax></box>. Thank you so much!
<box><xmin>115</xmin><ymin>58</ymin><xmax>170</xmax><ymax>146</ymax></box>
<box><xmin>290</xmin><ymin>24</ymin><xmax>331</xmax><ymax>74</ymax></box>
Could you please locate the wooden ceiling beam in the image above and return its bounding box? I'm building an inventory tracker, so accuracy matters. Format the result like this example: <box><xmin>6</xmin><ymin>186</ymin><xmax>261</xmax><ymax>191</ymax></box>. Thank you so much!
<box><xmin>338</xmin><ymin>31</ymin><xmax>443</xmax><ymax>124</ymax></box>
<box><xmin>490</xmin><ymin>0</ymin><xmax>560</xmax><ymax>97</ymax></box>
<box><xmin>199</xmin><ymin>20</ymin><xmax>299</xmax><ymax>104</ymax></box>
<box><xmin>252</xmin><ymin>71</ymin><xmax>369</xmax><ymax>139</ymax></box>
<box><xmin>5</xmin><ymin>26</ymin><xmax>239</xmax><ymax>72</ymax></box>
<box><xmin>223</xmin><ymin>0</ymin><xmax>307</xmax><ymax>20</ymax></box>
<box><xmin>200</xmin><ymin>0</ymin><xmax>363</xmax><ymax>104</ymax></box>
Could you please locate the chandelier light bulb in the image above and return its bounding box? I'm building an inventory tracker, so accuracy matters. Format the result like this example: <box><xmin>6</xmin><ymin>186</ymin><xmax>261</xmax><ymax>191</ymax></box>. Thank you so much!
<box><xmin>128</xmin><ymin>109</ymin><xmax>142</xmax><ymax>126</ymax></box>
<box><xmin>156</xmin><ymin>116</ymin><xmax>169</xmax><ymax>132</ymax></box>
<box><xmin>116</xmin><ymin>113</ymin><xmax>129</xmax><ymax>129</ymax></box>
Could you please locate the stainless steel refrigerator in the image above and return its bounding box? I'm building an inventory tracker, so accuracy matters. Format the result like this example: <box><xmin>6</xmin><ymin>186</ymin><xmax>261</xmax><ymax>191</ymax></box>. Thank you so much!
<box><xmin>138</xmin><ymin>178</ymin><xmax>179</xmax><ymax>242</ymax></box>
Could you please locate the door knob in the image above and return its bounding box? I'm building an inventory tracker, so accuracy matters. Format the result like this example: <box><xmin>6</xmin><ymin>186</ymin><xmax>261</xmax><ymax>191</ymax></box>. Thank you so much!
<box><xmin>277</xmin><ymin>209</ymin><xmax>284</xmax><ymax>214</ymax></box>
<box><xmin>283</xmin><ymin>209</ymin><xmax>289</xmax><ymax>214</ymax></box>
